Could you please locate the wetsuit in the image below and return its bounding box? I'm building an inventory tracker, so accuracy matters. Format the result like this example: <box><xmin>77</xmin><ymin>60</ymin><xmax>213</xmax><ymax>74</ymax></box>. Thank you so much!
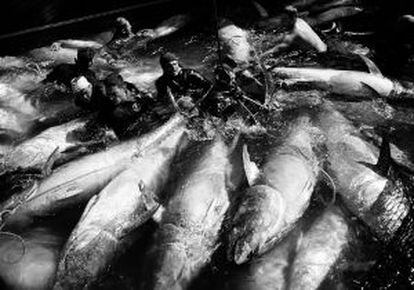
<box><xmin>155</xmin><ymin>68</ymin><xmax>211</xmax><ymax>105</ymax></box>
<box><xmin>44</xmin><ymin>63</ymin><xmax>98</xmax><ymax>89</ymax></box>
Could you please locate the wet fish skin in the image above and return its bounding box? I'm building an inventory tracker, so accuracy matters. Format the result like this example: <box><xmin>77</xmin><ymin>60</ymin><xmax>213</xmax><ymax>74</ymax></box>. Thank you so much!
<box><xmin>314</xmin><ymin>104</ymin><xmax>409</xmax><ymax>242</ymax></box>
<box><xmin>2</xmin><ymin>116</ymin><xmax>117</xmax><ymax>172</ymax></box>
<box><xmin>147</xmin><ymin>137</ymin><xmax>232</xmax><ymax>290</ymax></box>
<box><xmin>305</xmin><ymin>6</ymin><xmax>364</xmax><ymax>27</ymax></box>
<box><xmin>226</xmin><ymin>227</ymin><xmax>301</xmax><ymax>290</ymax></box>
<box><xmin>273</xmin><ymin>67</ymin><xmax>397</xmax><ymax>100</ymax></box>
<box><xmin>288</xmin><ymin>206</ymin><xmax>350</xmax><ymax>290</ymax></box>
<box><xmin>227</xmin><ymin>116</ymin><xmax>321</xmax><ymax>264</ymax></box>
<box><xmin>0</xmin><ymin>114</ymin><xmax>186</xmax><ymax>228</ymax></box>
<box><xmin>53</xmin><ymin>124</ymin><xmax>188</xmax><ymax>289</ymax></box>
<box><xmin>291</xmin><ymin>18</ymin><xmax>327</xmax><ymax>52</ymax></box>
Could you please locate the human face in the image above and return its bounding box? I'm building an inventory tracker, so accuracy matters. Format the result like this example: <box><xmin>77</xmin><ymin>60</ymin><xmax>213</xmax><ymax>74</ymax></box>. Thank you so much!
<box><xmin>166</xmin><ymin>60</ymin><xmax>181</xmax><ymax>76</ymax></box>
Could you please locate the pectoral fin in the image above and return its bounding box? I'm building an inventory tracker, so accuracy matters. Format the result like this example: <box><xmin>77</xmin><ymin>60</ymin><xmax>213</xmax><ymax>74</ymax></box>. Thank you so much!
<box><xmin>242</xmin><ymin>144</ymin><xmax>261</xmax><ymax>186</ymax></box>
<box><xmin>42</xmin><ymin>146</ymin><xmax>60</xmax><ymax>177</ymax></box>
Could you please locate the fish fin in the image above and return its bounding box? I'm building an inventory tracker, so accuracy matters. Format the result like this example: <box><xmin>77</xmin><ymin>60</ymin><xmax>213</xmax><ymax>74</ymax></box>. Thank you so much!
<box><xmin>242</xmin><ymin>144</ymin><xmax>261</xmax><ymax>186</ymax></box>
<box><xmin>360</xmin><ymin>81</ymin><xmax>383</xmax><ymax>99</ymax></box>
<box><xmin>359</xmin><ymin>54</ymin><xmax>383</xmax><ymax>76</ymax></box>
<box><xmin>375</xmin><ymin>135</ymin><xmax>392</xmax><ymax>176</ymax></box>
<box><xmin>42</xmin><ymin>146</ymin><xmax>60</xmax><ymax>177</ymax></box>
<box><xmin>229</xmin><ymin>132</ymin><xmax>242</xmax><ymax>154</ymax></box>
<box><xmin>77</xmin><ymin>194</ymin><xmax>99</xmax><ymax>224</ymax></box>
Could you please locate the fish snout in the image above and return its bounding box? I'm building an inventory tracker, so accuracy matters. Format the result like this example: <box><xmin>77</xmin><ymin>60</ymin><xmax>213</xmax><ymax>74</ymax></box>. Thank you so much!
<box><xmin>227</xmin><ymin>185</ymin><xmax>285</xmax><ymax>264</ymax></box>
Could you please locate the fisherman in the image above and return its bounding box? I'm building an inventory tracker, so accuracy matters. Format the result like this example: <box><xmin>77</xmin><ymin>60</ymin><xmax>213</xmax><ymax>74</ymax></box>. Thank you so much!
<box><xmin>155</xmin><ymin>52</ymin><xmax>211</xmax><ymax>115</ymax></box>
<box><xmin>43</xmin><ymin>47</ymin><xmax>98</xmax><ymax>88</ymax></box>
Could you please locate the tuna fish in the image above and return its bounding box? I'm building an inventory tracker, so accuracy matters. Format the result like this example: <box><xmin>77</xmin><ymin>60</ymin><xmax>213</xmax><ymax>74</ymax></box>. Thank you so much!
<box><xmin>313</xmin><ymin>104</ymin><xmax>410</xmax><ymax>242</ymax></box>
<box><xmin>0</xmin><ymin>82</ymin><xmax>83</xmax><ymax>139</ymax></box>
<box><xmin>53</xmin><ymin>122</ymin><xmax>188</xmax><ymax>289</ymax></box>
<box><xmin>1</xmin><ymin>116</ymin><xmax>117</xmax><ymax>173</ymax></box>
<box><xmin>0</xmin><ymin>114</ymin><xmax>186</xmax><ymax>228</ymax></box>
<box><xmin>146</xmin><ymin>135</ymin><xmax>240</xmax><ymax>290</ymax></box>
<box><xmin>225</xmin><ymin>227</ymin><xmax>302</xmax><ymax>290</ymax></box>
<box><xmin>304</xmin><ymin>6</ymin><xmax>364</xmax><ymax>27</ymax></box>
<box><xmin>261</xmin><ymin>16</ymin><xmax>327</xmax><ymax>56</ymax></box>
<box><xmin>227</xmin><ymin>115</ymin><xmax>321</xmax><ymax>264</ymax></box>
<box><xmin>288</xmin><ymin>206</ymin><xmax>350</xmax><ymax>290</ymax></box>
<box><xmin>272</xmin><ymin>62</ymin><xmax>414</xmax><ymax>102</ymax></box>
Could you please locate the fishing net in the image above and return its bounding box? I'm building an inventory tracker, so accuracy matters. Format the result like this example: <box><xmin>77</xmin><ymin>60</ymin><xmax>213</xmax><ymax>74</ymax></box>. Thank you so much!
<box><xmin>356</xmin><ymin>173</ymin><xmax>414</xmax><ymax>289</ymax></box>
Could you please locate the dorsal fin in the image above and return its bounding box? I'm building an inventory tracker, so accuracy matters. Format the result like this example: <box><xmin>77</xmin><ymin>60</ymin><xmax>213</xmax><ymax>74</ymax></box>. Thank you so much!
<box><xmin>242</xmin><ymin>144</ymin><xmax>261</xmax><ymax>186</ymax></box>
<box><xmin>42</xmin><ymin>147</ymin><xmax>60</xmax><ymax>177</ymax></box>
<box><xmin>360</xmin><ymin>81</ymin><xmax>382</xmax><ymax>99</ymax></box>
<box><xmin>376</xmin><ymin>135</ymin><xmax>392</xmax><ymax>176</ymax></box>
<box><xmin>359</xmin><ymin>54</ymin><xmax>383</xmax><ymax>76</ymax></box>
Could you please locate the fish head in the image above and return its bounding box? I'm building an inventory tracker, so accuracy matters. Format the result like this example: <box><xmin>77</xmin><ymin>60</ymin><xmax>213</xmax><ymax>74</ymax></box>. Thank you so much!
<box><xmin>227</xmin><ymin>185</ymin><xmax>285</xmax><ymax>264</ymax></box>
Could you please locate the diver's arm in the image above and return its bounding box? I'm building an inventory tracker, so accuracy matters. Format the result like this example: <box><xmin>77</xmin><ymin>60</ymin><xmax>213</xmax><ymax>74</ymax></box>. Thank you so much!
<box><xmin>166</xmin><ymin>86</ymin><xmax>181</xmax><ymax>112</ymax></box>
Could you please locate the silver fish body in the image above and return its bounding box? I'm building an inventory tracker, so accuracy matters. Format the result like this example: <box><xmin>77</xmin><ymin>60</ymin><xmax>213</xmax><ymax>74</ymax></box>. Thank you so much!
<box><xmin>2</xmin><ymin>116</ymin><xmax>117</xmax><ymax>172</ymax></box>
<box><xmin>226</xmin><ymin>227</ymin><xmax>302</xmax><ymax>290</ymax></box>
<box><xmin>1</xmin><ymin>114</ymin><xmax>186</xmax><ymax>228</ymax></box>
<box><xmin>273</xmin><ymin>67</ymin><xmax>396</xmax><ymax>100</ymax></box>
<box><xmin>147</xmin><ymin>137</ymin><xmax>232</xmax><ymax>290</ymax></box>
<box><xmin>314</xmin><ymin>104</ymin><xmax>409</xmax><ymax>242</ymax></box>
<box><xmin>227</xmin><ymin>115</ymin><xmax>321</xmax><ymax>264</ymax></box>
<box><xmin>288</xmin><ymin>206</ymin><xmax>350</xmax><ymax>290</ymax></box>
<box><xmin>54</xmin><ymin>122</ymin><xmax>188</xmax><ymax>289</ymax></box>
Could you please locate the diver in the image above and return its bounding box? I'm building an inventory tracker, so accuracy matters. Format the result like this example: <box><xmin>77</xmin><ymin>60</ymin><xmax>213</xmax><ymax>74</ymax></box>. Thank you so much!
<box><xmin>43</xmin><ymin>47</ymin><xmax>98</xmax><ymax>89</ymax></box>
<box><xmin>155</xmin><ymin>52</ymin><xmax>212</xmax><ymax>115</ymax></box>
<box><xmin>204</xmin><ymin>64</ymin><xmax>240</xmax><ymax>118</ymax></box>
<box><xmin>109</xmin><ymin>17</ymin><xmax>135</xmax><ymax>45</ymax></box>
<box><xmin>205</xmin><ymin>63</ymin><xmax>268</xmax><ymax>121</ymax></box>
<box><xmin>72</xmin><ymin>72</ymin><xmax>153</xmax><ymax>138</ymax></box>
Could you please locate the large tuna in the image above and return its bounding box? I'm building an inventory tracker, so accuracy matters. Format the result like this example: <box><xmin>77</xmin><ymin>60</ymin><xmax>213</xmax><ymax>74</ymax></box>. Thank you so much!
<box><xmin>227</xmin><ymin>115</ymin><xmax>321</xmax><ymax>264</ymax></box>
<box><xmin>2</xmin><ymin>116</ymin><xmax>117</xmax><ymax>172</ymax></box>
<box><xmin>146</xmin><ymin>135</ymin><xmax>241</xmax><ymax>290</ymax></box>
<box><xmin>0</xmin><ymin>114</ymin><xmax>186</xmax><ymax>228</ymax></box>
<box><xmin>53</xmin><ymin>121</ymin><xmax>188</xmax><ymax>289</ymax></box>
<box><xmin>314</xmin><ymin>103</ymin><xmax>414</xmax><ymax>288</ymax></box>
<box><xmin>272</xmin><ymin>62</ymin><xmax>414</xmax><ymax>102</ymax></box>
<box><xmin>288</xmin><ymin>206</ymin><xmax>350</xmax><ymax>290</ymax></box>
<box><xmin>314</xmin><ymin>104</ymin><xmax>409</xmax><ymax>242</ymax></box>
